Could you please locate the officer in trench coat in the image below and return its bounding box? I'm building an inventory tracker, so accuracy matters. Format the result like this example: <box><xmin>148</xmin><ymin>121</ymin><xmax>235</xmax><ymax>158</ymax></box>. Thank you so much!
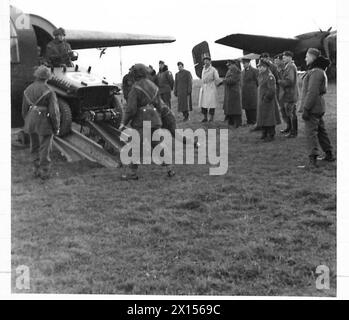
<box><xmin>241</xmin><ymin>58</ymin><xmax>259</xmax><ymax>125</ymax></box>
<box><xmin>174</xmin><ymin>62</ymin><xmax>193</xmax><ymax>121</ymax></box>
<box><xmin>223</xmin><ymin>60</ymin><xmax>243</xmax><ymax>128</ymax></box>
<box><xmin>256</xmin><ymin>59</ymin><xmax>281</xmax><ymax>142</ymax></box>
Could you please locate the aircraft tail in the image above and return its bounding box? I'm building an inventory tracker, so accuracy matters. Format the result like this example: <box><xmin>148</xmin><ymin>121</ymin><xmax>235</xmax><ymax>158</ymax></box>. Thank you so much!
<box><xmin>192</xmin><ymin>41</ymin><xmax>229</xmax><ymax>78</ymax></box>
<box><xmin>192</xmin><ymin>41</ymin><xmax>211</xmax><ymax>78</ymax></box>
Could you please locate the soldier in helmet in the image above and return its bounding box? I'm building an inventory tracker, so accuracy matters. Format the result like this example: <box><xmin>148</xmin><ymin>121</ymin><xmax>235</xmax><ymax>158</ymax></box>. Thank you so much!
<box><xmin>122</xmin><ymin>67</ymin><xmax>135</xmax><ymax>102</ymax></box>
<box><xmin>22</xmin><ymin>66</ymin><xmax>60</xmax><ymax>180</ymax></box>
<box><xmin>119</xmin><ymin>63</ymin><xmax>175</xmax><ymax>180</ymax></box>
<box><xmin>46</xmin><ymin>27</ymin><xmax>76</xmax><ymax>67</ymax></box>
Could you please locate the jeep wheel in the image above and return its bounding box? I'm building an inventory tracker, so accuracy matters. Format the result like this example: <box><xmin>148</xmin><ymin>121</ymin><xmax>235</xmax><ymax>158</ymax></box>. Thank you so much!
<box><xmin>58</xmin><ymin>98</ymin><xmax>72</xmax><ymax>137</ymax></box>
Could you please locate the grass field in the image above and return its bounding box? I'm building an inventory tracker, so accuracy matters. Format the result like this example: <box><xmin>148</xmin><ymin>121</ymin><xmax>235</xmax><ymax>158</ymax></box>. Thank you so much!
<box><xmin>11</xmin><ymin>80</ymin><xmax>336</xmax><ymax>296</ymax></box>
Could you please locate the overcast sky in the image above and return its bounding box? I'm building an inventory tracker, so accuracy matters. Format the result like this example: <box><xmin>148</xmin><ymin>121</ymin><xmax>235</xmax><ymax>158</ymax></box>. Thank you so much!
<box><xmin>9</xmin><ymin>0</ymin><xmax>337</xmax><ymax>83</ymax></box>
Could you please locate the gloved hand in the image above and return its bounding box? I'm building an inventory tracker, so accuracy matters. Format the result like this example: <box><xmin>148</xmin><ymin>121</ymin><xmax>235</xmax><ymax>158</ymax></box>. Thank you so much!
<box><xmin>118</xmin><ymin>124</ymin><xmax>126</xmax><ymax>131</ymax></box>
<box><xmin>55</xmin><ymin>129</ymin><xmax>60</xmax><ymax>136</ymax></box>
<box><xmin>302</xmin><ymin>109</ymin><xmax>310</xmax><ymax>121</ymax></box>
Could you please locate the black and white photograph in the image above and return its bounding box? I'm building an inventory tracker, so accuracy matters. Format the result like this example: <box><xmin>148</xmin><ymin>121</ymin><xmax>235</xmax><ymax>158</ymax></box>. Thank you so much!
<box><xmin>2</xmin><ymin>0</ymin><xmax>349</xmax><ymax>300</ymax></box>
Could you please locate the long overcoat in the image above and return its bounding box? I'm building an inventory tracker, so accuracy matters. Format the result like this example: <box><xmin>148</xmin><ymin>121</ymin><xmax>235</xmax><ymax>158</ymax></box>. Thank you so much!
<box><xmin>241</xmin><ymin>66</ymin><xmax>258</xmax><ymax>110</ymax></box>
<box><xmin>198</xmin><ymin>65</ymin><xmax>221</xmax><ymax>109</ymax></box>
<box><xmin>174</xmin><ymin>69</ymin><xmax>193</xmax><ymax>112</ymax></box>
<box><xmin>223</xmin><ymin>66</ymin><xmax>242</xmax><ymax>115</ymax></box>
<box><xmin>256</xmin><ymin>71</ymin><xmax>281</xmax><ymax>127</ymax></box>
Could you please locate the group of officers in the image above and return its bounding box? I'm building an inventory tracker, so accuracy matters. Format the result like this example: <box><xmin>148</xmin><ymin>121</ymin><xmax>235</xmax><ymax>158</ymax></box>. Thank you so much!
<box><xmin>21</xmin><ymin>26</ymin><xmax>335</xmax><ymax>180</ymax></box>
<box><xmin>122</xmin><ymin>60</ymin><xmax>193</xmax><ymax>122</ymax></box>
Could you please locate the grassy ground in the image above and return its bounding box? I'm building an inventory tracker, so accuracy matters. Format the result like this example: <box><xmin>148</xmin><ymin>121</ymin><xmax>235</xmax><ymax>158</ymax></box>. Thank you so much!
<box><xmin>11</xmin><ymin>81</ymin><xmax>336</xmax><ymax>296</ymax></box>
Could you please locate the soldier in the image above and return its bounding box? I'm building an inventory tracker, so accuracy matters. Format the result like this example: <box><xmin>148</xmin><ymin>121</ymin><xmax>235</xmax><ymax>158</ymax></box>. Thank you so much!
<box><xmin>260</xmin><ymin>52</ymin><xmax>279</xmax><ymax>81</ymax></box>
<box><xmin>122</xmin><ymin>67</ymin><xmax>135</xmax><ymax>102</ymax></box>
<box><xmin>274</xmin><ymin>54</ymin><xmax>289</xmax><ymax>133</ymax></box>
<box><xmin>46</xmin><ymin>27</ymin><xmax>76</xmax><ymax>67</ymax></box>
<box><xmin>223</xmin><ymin>60</ymin><xmax>242</xmax><ymax>128</ymax></box>
<box><xmin>174</xmin><ymin>62</ymin><xmax>193</xmax><ymax>122</ymax></box>
<box><xmin>300</xmin><ymin>48</ymin><xmax>335</xmax><ymax>168</ymax></box>
<box><xmin>256</xmin><ymin>59</ymin><xmax>281</xmax><ymax>142</ymax></box>
<box><xmin>22</xmin><ymin>66</ymin><xmax>60</xmax><ymax>180</ymax></box>
<box><xmin>148</xmin><ymin>65</ymin><xmax>159</xmax><ymax>86</ymax></box>
<box><xmin>241</xmin><ymin>58</ymin><xmax>259</xmax><ymax>125</ymax></box>
<box><xmin>119</xmin><ymin>64</ymin><xmax>175</xmax><ymax>180</ymax></box>
<box><xmin>199</xmin><ymin>56</ymin><xmax>222</xmax><ymax>122</ymax></box>
<box><xmin>250</xmin><ymin>53</ymin><xmax>279</xmax><ymax>132</ymax></box>
<box><xmin>157</xmin><ymin>60</ymin><xmax>174</xmax><ymax>108</ymax></box>
<box><xmin>278</xmin><ymin>51</ymin><xmax>299</xmax><ymax>138</ymax></box>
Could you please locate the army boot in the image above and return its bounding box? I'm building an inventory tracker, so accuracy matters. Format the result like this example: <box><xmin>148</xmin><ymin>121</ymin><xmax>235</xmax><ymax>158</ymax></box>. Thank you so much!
<box><xmin>260</xmin><ymin>127</ymin><xmax>268</xmax><ymax>140</ymax></box>
<box><xmin>319</xmin><ymin>151</ymin><xmax>336</xmax><ymax>162</ymax></box>
<box><xmin>280</xmin><ymin>118</ymin><xmax>291</xmax><ymax>134</ymax></box>
<box><xmin>183</xmin><ymin>112</ymin><xmax>189</xmax><ymax>122</ymax></box>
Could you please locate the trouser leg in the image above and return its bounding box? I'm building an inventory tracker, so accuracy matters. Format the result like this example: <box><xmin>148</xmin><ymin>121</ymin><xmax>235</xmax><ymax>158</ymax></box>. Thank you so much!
<box><xmin>245</xmin><ymin>110</ymin><xmax>254</xmax><ymax>124</ymax></box>
<box><xmin>183</xmin><ymin>111</ymin><xmax>189</xmax><ymax>120</ymax></box>
<box><xmin>30</xmin><ymin>133</ymin><xmax>40</xmax><ymax>176</ymax></box>
<box><xmin>286</xmin><ymin>103</ymin><xmax>297</xmax><ymax>136</ymax></box>
<box><xmin>249</xmin><ymin>109</ymin><xmax>257</xmax><ymax>124</ymax></box>
<box><xmin>39</xmin><ymin>134</ymin><xmax>53</xmax><ymax>178</ymax></box>
<box><xmin>261</xmin><ymin>126</ymin><xmax>268</xmax><ymax>139</ymax></box>
<box><xmin>161</xmin><ymin>92</ymin><xmax>171</xmax><ymax>108</ymax></box>
<box><xmin>208</xmin><ymin>108</ymin><xmax>215</xmax><ymax>121</ymax></box>
<box><xmin>268</xmin><ymin>126</ymin><xmax>276</xmax><ymax>139</ymax></box>
<box><xmin>317</xmin><ymin>116</ymin><xmax>333</xmax><ymax>153</ymax></box>
<box><xmin>151</xmin><ymin>129</ymin><xmax>175</xmax><ymax>176</ymax></box>
<box><xmin>232</xmin><ymin>115</ymin><xmax>242</xmax><ymax>128</ymax></box>
<box><xmin>201</xmin><ymin>108</ymin><xmax>208</xmax><ymax>122</ymax></box>
<box><xmin>279</xmin><ymin>100</ymin><xmax>289</xmax><ymax>124</ymax></box>
<box><xmin>291</xmin><ymin>107</ymin><xmax>298</xmax><ymax>136</ymax></box>
<box><xmin>304</xmin><ymin>116</ymin><xmax>321</xmax><ymax>157</ymax></box>
<box><xmin>280</xmin><ymin>100</ymin><xmax>290</xmax><ymax>133</ymax></box>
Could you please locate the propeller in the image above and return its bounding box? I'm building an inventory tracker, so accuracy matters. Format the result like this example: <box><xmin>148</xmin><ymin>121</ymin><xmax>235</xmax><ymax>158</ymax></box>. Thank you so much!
<box><xmin>319</xmin><ymin>27</ymin><xmax>333</xmax><ymax>33</ymax></box>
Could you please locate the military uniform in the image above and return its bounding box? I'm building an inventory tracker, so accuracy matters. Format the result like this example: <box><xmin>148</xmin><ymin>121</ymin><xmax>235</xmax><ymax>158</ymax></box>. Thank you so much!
<box><xmin>257</xmin><ymin>70</ymin><xmax>281</xmax><ymax>141</ymax></box>
<box><xmin>174</xmin><ymin>69</ymin><xmax>193</xmax><ymax>120</ymax></box>
<box><xmin>122</xmin><ymin>74</ymin><xmax>176</xmax><ymax>179</ymax></box>
<box><xmin>278</xmin><ymin>61</ymin><xmax>299</xmax><ymax>137</ymax></box>
<box><xmin>46</xmin><ymin>39</ymin><xmax>74</xmax><ymax>67</ymax></box>
<box><xmin>242</xmin><ymin>65</ymin><xmax>259</xmax><ymax>124</ymax></box>
<box><xmin>223</xmin><ymin>64</ymin><xmax>242</xmax><ymax>128</ymax></box>
<box><xmin>157</xmin><ymin>65</ymin><xmax>174</xmax><ymax>108</ymax></box>
<box><xmin>22</xmin><ymin>79</ymin><xmax>60</xmax><ymax>178</ymax></box>
<box><xmin>122</xmin><ymin>72</ymin><xmax>135</xmax><ymax>102</ymax></box>
<box><xmin>300</xmin><ymin>57</ymin><xmax>334</xmax><ymax>164</ymax></box>
<box><xmin>276</xmin><ymin>63</ymin><xmax>288</xmax><ymax>127</ymax></box>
